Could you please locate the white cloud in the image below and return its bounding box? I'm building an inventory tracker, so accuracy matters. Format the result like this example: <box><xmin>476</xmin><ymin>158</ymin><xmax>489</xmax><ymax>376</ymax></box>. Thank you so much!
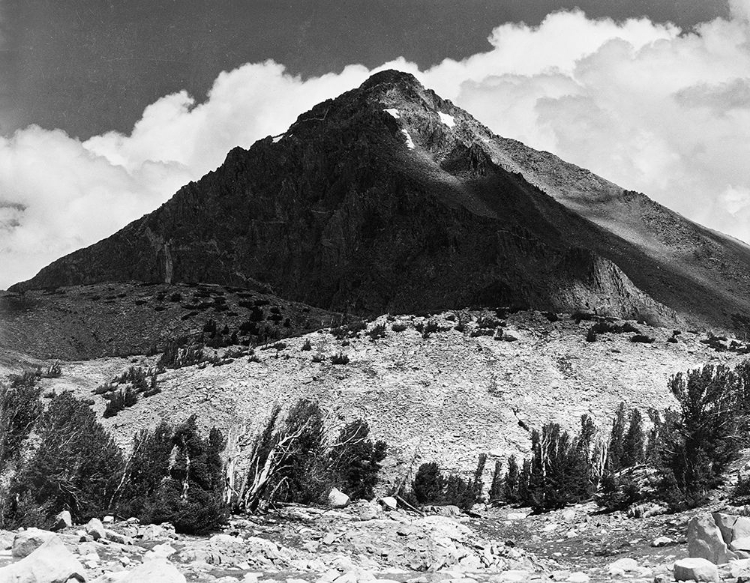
<box><xmin>3</xmin><ymin>4</ymin><xmax>750</xmax><ymax>288</ymax></box>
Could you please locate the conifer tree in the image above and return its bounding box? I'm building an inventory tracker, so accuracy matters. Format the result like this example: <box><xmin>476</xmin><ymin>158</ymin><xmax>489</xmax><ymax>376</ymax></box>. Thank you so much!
<box><xmin>607</xmin><ymin>402</ymin><xmax>627</xmax><ymax>472</ymax></box>
<box><xmin>622</xmin><ymin>408</ymin><xmax>645</xmax><ymax>468</ymax></box>
<box><xmin>489</xmin><ymin>460</ymin><xmax>503</xmax><ymax>503</ymax></box>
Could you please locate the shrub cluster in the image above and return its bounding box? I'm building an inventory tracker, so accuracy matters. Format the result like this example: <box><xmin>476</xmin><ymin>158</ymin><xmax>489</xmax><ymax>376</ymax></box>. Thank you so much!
<box><xmin>0</xmin><ymin>390</ymin><xmax>229</xmax><ymax>534</ymax></box>
<box><xmin>239</xmin><ymin>400</ymin><xmax>386</xmax><ymax>511</ymax></box>
<box><xmin>408</xmin><ymin>454</ymin><xmax>487</xmax><ymax>511</ymax></box>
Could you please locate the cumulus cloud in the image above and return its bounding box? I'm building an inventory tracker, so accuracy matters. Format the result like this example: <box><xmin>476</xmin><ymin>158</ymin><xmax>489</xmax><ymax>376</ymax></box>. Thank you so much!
<box><xmin>3</xmin><ymin>4</ymin><xmax>750</xmax><ymax>288</ymax></box>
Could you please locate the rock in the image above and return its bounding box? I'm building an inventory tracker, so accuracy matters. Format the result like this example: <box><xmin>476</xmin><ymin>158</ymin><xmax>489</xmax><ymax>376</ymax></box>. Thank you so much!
<box><xmin>566</xmin><ymin>573</ymin><xmax>589</xmax><ymax>583</ymax></box>
<box><xmin>506</xmin><ymin>513</ymin><xmax>527</xmax><ymax>520</ymax></box>
<box><xmin>608</xmin><ymin>557</ymin><xmax>639</xmax><ymax>576</ymax></box>
<box><xmin>733</xmin><ymin>537</ymin><xmax>750</xmax><ymax>552</ymax></box>
<box><xmin>0</xmin><ymin>536</ymin><xmax>86</xmax><ymax>582</ymax></box>
<box><xmin>12</xmin><ymin>528</ymin><xmax>59</xmax><ymax>558</ymax></box>
<box><xmin>492</xmin><ymin>570</ymin><xmax>529</xmax><ymax>582</ymax></box>
<box><xmin>380</xmin><ymin>497</ymin><xmax>398</xmax><ymax>510</ymax></box>
<box><xmin>51</xmin><ymin>510</ymin><xmax>72</xmax><ymax>531</ymax></box>
<box><xmin>86</xmin><ymin>517</ymin><xmax>106</xmax><ymax>541</ymax></box>
<box><xmin>425</xmin><ymin>505</ymin><xmax>461</xmax><ymax>517</ymax></box>
<box><xmin>328</xmin><ymin>488</ymin><xmax>350</xmax><ymax>508</ymax></box>
<box><xmin>103</xmin><ymin>515</ymin><xmax>115</xmax><ymax>524</ymax></box>
<box><xmin>358</xmin><ymin>503</ymin><xmax>379</xmax><ymax>521</ymax></box>
<box><xmin>104</xmin><ymin>529</ymin><xmax>134</xmax><ymax>545</ymax></box>
<box><xmin>140</xmin><ymin>524</ymin><xmax>167</xmax><ymax>540</ymax></box>
<box><xmin>730</xmin><ymin>559</ymin><xmax>750</xmax><ymax>578</ymax></box>
<box><xmin>627</xmin><ymin>502</ymin><xmax>665</xmax><ymax>518</ymax></box>
<box><xmin>550</xmin><ymin>571</ymin><xmax>571</xmax><ymax>581</ymax></box>
<box><xmin>560</xmin><ymin>508</ymin><xmax>576</xmax><ymax>522</ymax></box>
<box><xmin>688</xmin><ymin>514</ymin><xmax>734</xmax><ymax>564</ymax></box>
<box><xmin>652</xmin><ymin>536</ymin><xmax>675</xmax><ymax>547</ymax></box>
<box><xmin>126</xmin><ymin>517</ymin><xmax>140</xmax><ymax>525</ymax></box>
<box><xmin>118</xmin><ymin>557</ymin><xmax>186</xmax><ymax>582</ymax></box>
<box><xmin>674</xmin><ymin>557</ymin><xmax>720</xmax><ymax>582</ymax></box>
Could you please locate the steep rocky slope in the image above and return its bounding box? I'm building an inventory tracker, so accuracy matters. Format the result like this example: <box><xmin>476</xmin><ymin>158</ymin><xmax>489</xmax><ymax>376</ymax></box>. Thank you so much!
<box><xmin>13</xmin><ymin>71</ymin><xmax>750</xmax><ymax>333</ymax></box>
<box><xmin>16</xmin><ymin>310</ymin><xmax>747</xmax><ymax>480</ymax></box>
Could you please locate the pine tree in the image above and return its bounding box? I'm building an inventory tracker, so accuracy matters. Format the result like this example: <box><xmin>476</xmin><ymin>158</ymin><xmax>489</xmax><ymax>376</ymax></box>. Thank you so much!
<box><xmin>505</xmin><ymin>455</ymin><xmax>520</xmax><ymax>503</ymax></box>
<box><xmin>489</xmin><ymin>460</ymin><xmax>503</xmax><ymax>503</ymax></box>
<box><xmin>413</xmin><ymin>462</ymin><xmax>444</xmax><ymax>504</ymax></box>
<box><xmin>607</xmin><ymin>403</ymin><xmax>627</xmax><ymax>472</ymax></box>
<box><xmin>622</xmin><ymin>408</ymin><xmax>645</xmax><ymax>468</ymax></box>
<box><xmin>472</xmin><ymin>453</ymin><xmax>488</xmax><ymax>502</ymax></box>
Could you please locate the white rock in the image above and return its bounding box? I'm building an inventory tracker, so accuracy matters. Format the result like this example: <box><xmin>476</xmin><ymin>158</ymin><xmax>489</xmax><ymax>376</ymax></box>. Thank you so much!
<box><xmin>12</xmin><ymin>528</ymin><xmax>58</xmax><ymax>558</ymax></box>
<box><xmin>52</xmin><ymin>510</ymin><xmax>72</xmax><ymax>531</ymax></box>
<box><xmin>118</xmin><ymin>557</ymin><xmax>186</xmax><ymax>582</ymax></box>
<box><xmin>380</xmin><ymin>496</ymin><xmax>398</xmax><ymax>510</ymax></box>
<box><xmin>560</xmin><ymin>508</ymin><xmax>576</xmax><ymax>521</ymax></box>
<box><xmin>495</xmin><ymin>570</ymin><xmax>529</xmax><ymax>582</ymax></box>
<box><xmin>103</xmin><ymin>515</ymin><xmax>115</xmax><ymax>524</ymax></box>
<box><xmin>608</xmin><ymin>557</ymin><xmax>640</xmax><ymax>575</ymax></box>
<box><xmin>506</xmin><ymin>512</ymin><xmax>527</xmax><ymax>520</ymax></box>
<box><xmin>652</xmin><ymin>536</ymin><xmax>675</xmax><ymax>547</ymax></box>
<box><xmin>0</xmin><ymin>536</ymin><xmax>86</xmax><ymax>582</ymax></box>
<box><xmin>566</xmin><ymin>573</ymin><xmax>589</xmax><ymax>583</ymax></box>
<box><xmin>674</xmin><ymin>557</ymin><xmax>720</xmax><ymax>582</ymax></box>
<box><xmin>86</xmin><ymin>517</ymin><xmax>106</xmax><ymax>540</ymax></box>
<box><xmin>328</xmin><ymin>487</ymin><xmax>350</xmax><ymax>508</ymax></box>
<box><xmin>688</xmin><ymin>514</ymin><xmax>733</xmax><ymax>564</ymax></box>
<box><xmin>732</xmin><ymin>537</ymin><xmax>750</xmax><ymax>552</ymax></box>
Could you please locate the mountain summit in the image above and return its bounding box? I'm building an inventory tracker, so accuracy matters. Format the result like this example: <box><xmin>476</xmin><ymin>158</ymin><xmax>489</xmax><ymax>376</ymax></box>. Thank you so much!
<box><xmin>11</xmin><ymin>70</ymin><xmax>750</xmax><ymax>333</ymax></box>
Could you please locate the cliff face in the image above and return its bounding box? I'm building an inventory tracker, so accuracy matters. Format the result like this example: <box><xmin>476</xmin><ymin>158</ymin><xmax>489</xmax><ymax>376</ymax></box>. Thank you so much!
<box><xmin>11</xmin><ymin>71</ymin><xmax>750</xmax><ymax>331</ymax></box>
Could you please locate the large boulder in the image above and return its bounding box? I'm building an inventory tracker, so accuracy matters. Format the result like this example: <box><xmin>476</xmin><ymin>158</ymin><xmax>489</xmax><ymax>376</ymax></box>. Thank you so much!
<box><xmin>0</xmin><ymin>535</ymin><xmax>86</xmax><ymax>582</ymax></box>
<box><xmin>674</xmin><ymin>557</ymin><xmax>720</xmax><ymax>582</ymax></box>
<box><xmin>12</xmin><ymin>528</ymin><xmax>59</xmax><ymax>558</ymax></box>
<box><xmin>689</xmin><ymin>514</ymin><xmax>736</xmax><ymax>564</ymax></box>
<box><xmin>328</xmin><ymin>488</ymin><xmax>349</xmax><ymax>508</ymax></box>
<box><xmin>85</xmin><ymin>517</ymin><xmax>106</xmax><ymax>541</ymax></box>
<box><xmin>118</xmin><ymin>557</ymin><xmax>186</xmax><ymax>582</ymax></box>
<box><xmin>51</xmin><ymin>511</ymin><xmax>72</xmax><ymax>532</ymax></box>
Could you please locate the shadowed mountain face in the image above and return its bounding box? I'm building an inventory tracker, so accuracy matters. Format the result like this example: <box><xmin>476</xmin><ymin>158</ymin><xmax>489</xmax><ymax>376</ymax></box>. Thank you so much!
<box><xmin>11</xmin><ymin>70</ymin><xmax>750</xmax><ymax>332</ymax></box>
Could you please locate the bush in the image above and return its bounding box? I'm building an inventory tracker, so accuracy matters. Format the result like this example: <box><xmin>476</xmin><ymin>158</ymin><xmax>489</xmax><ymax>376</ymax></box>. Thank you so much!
<box><xmin>330</xmin><ymin>353</ymin><xmax>350</xmax><ymax>365</ymax></box>
<box><xmin>630</xmin><ymin>334</ymin><xmax>655</xmax><ymax>344</ymax></box>
<box><xmin>586</xmin><ymin>327</ymin><xmax>598</xmax><ymax>342</ymax></box>
<box><xmin>103</xmin><ymin>387</ymin><xmax>138</xmax><ymax>418</ymax></box>
<box><xmin>367</xmin><ymin>323</ymin><xmax>387</xmax><ymax>341</ymax></box>
<box><xmin>5</xmin><ymin>392</ymin><xmax>124</xmax><ymax>526</ymax></box>
<box><xmin>410</xmin><ymin>458</ymin><xmax>482</xmax><ymax>511</ymax></box>
<box><xmin>412</xmin><ymin>462</ymin><xmax>444</xmax><ymax>504</ymax></box>
<box><xmin>391</xmin><ymin>322</ymin><xmax>408</xmax><ymax>332</ymax></box>
<box><xmin>138</xmin><ymin>416</ymin><xmax>228</xmax><ymax>534</ymax></box>
<box><xmin>654</xmin><ymin>365</ymin><xmax>747</xmax><ymax>508</ymax></box>
<box><xmin>327</xmin><ymin>419</ymin><xmax>387</xmax><ymax>500</ymax></box>
<box><xmin>301</xmin><ymin>339</ymin><xmax>313</xmax><ymax>351</ymax></box>
<box><xmin>0</xmin><ymin>378</ymin><xmax>43</xmax><ymax>466</ymax></box>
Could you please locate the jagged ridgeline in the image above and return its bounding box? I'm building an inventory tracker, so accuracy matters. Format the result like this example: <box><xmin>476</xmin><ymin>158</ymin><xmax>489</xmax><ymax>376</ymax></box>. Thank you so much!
<box><xmin>10</xmin><ymin>70</ymin><xmax>750</xmax><ymax>334</ymax></box>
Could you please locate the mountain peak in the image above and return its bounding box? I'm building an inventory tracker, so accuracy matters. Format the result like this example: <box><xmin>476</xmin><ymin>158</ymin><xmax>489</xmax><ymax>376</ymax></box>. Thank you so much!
<box><xmin>359</xmin><ymin>69</ymin><xmax>424</xmax><ymax>93</ymax></box>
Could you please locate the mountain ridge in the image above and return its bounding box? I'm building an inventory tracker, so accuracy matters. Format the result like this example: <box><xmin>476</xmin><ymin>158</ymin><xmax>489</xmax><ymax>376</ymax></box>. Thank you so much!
<box><xmin>10</xmin><ymin>70</ymin><xmax>750</xmax><ymax>334</ymax></box>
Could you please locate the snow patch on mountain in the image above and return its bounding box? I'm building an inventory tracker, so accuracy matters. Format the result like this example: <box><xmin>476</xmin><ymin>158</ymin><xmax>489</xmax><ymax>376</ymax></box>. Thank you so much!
<box><xmin>439</xmin><ymin>112</ymin><xmax>455</xmax><ymax>128</ymax></box>
<box><xmin>384</xmin><ymin>108</ymin><xmax>400</xmax><ymax>119</ymax></box>
<box><xmin>401</xmin><ymin>129</ymin><xmax>415</xmax><ymax>149</ymax></box>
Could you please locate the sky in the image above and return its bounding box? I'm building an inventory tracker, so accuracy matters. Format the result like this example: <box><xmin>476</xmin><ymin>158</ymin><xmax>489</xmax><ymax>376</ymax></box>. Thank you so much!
<box><xmin>3</xmin><ymin>0</ymin><xmax>750</xmax><ymax>289</ymax></box>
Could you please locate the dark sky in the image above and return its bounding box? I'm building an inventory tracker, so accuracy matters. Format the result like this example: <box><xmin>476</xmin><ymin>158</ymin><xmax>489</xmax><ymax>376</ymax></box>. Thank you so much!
<box><xmin>1</xmin><ymin>0</ymin><xmax>728</xmax><ymax>140</ymax></box>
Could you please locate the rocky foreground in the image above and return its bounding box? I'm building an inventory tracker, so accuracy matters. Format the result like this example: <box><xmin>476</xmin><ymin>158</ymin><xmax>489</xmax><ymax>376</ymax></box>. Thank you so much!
<box><xmin>6</xmin><ymin>498</ymin><xmax>750</xmax><ymax>583</ymax></box>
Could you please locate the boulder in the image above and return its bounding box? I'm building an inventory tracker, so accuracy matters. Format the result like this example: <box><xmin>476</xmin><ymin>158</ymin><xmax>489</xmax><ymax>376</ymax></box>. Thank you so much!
<box><xmin>86</xmin><ymin>517</ymin><xmax>106</xmax><ymax>540</ymax></box>
<box><xmin>12</xmin><ymin>528</ymin><xmax>58</xmax><ymax>558</ymax></box>
<box><xmin>379</xmin><ymin>497</ymin><xmax>398</xmax><ymax>511</ymax></box>
<box><xmin>674</xmin><ymin>557</ymin><xmax>720</xmax><ymax>582</ymax></box>
<box><xmin>652</xmin><ymin>536</ymin><xmax>675</xmax><ymax>547</ymax></box>
<box><xmin>0</xmin><ymin>535</ymin><xmax>86</xmax><ymax>582</ymax></box>
<box><xmin>607</xmin><ymin>557</ymin><xmax>639</xmax><ymax>576</ymax></box>
<box><xmin>357</xmin><ymin>502</ymin><xmax>379</xmax><ymax>521</ymax></box>
<box><xmin>104</xmin><ymin>529</ymin><xmax>133</xmax><ymax>545</ymax></box>
<box><xmin>328</xmin><ymin>488</ymin><xmax>349</xmax><ymax>508</ymax></box>
<box><xmin>733</xmin><ymin>537</ymin><xmax>750</xmax><ymax>552</ymax></box>
<box><xmin>51</xmin><ymin>510</ymin><xmax>72</xmax><ymax>531</ymax></box>
<box><xmin>688</xmin><ymin>514</ymin><xmax>734</xmax><ymax>564</ymax></box>
<box><xmin>118</xmin><ymin>557</ymin><xmax>186</xmax><ymax>583</ymax></box>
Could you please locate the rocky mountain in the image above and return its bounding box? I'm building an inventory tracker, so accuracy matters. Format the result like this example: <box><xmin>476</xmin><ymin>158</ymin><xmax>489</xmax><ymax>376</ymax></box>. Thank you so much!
<box><xmin>11</xmin><ymin>70</ymin><xmax>750</xmax><ymax>334</ymax></box>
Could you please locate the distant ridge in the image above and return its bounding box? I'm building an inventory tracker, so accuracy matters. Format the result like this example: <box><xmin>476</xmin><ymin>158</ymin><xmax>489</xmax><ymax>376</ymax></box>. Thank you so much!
<box><xmin>11</xmin><ymin>70</ymin><xmax>750</xmax><ymax>334</ymax></box>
